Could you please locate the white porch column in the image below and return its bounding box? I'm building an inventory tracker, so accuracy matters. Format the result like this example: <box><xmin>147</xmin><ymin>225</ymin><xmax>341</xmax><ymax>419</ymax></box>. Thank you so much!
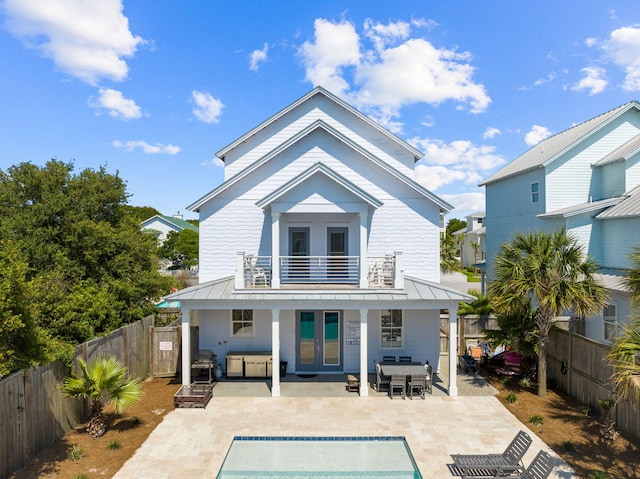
<box><xmin>394</xmin><ymin>251</ymin><xmax>404</xmax><ymax>289</ymax></box>
<box><xmin>181</xmin><ymin>307</ymin><xmax>191</xmax><ymax>386</ymax></box>
<box><xmin>359</xmin><ymin>211</ymin><xmax>369</xmax><ymax>288</ymax></box>
<box><xmin>235</xmin><ymin>252</ymin><xmax>245</xmax><ymax>289</ymax></box>
<box><xmin>271</xmin><ymin>212</ymin><xmax>280</xmax><ymax>288</ymax></box>
<box><xmin>359</xmin><ymin>309</ymin><xmax>369</xmax><ymax>396</ymax></box>
<box><xmin>448</xmin><ymin>306</ymin><xmax>458</xmax><ymax>396</ymax></box>
<box><xmin>271</xmin><ymin>309</ymin><xmax>281</xmax><ymax>397</ymax></box>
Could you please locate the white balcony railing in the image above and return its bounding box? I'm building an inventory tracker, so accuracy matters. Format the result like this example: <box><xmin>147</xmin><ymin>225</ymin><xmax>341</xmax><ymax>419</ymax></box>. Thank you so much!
<box><xmin>236</xmin><ymin>252</ymin><xmax>401</xmax><ymax>289</ymax></box>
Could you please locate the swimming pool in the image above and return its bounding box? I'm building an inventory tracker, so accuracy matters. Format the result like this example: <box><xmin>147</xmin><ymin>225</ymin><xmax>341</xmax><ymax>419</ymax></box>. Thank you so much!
<box><xmin>216</xmin><ymin>436</ymin><xmax>422</xmax><ymax>478</ymax></box>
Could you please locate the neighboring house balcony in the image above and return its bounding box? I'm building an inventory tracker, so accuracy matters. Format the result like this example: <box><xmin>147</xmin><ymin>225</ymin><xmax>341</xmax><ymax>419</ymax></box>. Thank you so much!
<box><xmin>236</xmin><ymin>252</ymin><xmax>403</xmax><ymax>289</ymax></box>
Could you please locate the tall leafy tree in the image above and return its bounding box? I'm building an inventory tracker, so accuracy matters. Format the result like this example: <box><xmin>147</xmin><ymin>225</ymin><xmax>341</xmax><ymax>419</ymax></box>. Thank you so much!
<box><xmin>490</xmin><ymin>230</ymin><xmax>607</xmax><ymax>397</ymax></box>
<box><xmin>158</xmin><ymin>229</ymin><xmax>199</xmax><ymax>269</ymax></box>
<box><xmin>440</xmin><ymin>233</ymin><xmax>459</xmax><ymax>273</ymax></box>
<box><xmin>0</xmin><ymin>240</ymin><xmax>46</xmax><ymax>376</ymax></box>
<box><xmin>0</xmin><ymin>160</ymin><xmax>173</xmax><ymax>353</ymax></box>
<box><xmin>62</xmin><ymin>356</ymin><xmax>143</xmax><ymax>437</ymax></box>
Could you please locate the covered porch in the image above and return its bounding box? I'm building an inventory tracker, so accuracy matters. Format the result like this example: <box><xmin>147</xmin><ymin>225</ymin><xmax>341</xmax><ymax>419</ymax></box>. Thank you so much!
<box><xmin>166</xmin><ymin>275</ymin><xmax>474</xmax><ymax>398</ymax></box>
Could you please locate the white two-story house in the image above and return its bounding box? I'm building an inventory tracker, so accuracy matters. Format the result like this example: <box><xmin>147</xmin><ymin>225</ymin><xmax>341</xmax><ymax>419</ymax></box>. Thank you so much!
<box><xmin>452</xmin><ymin>211</ymin><xmax>486</xmax><ymax>270</ymax></box>
<box><xmin>166</xmin><ymin>87</ymin><xmax>472</xmax><ymax>397</ymax></box>
<box><xmin>482</xmin><ymin>101</ymin><xmax>640</xmax><ymax>343</ymax></box>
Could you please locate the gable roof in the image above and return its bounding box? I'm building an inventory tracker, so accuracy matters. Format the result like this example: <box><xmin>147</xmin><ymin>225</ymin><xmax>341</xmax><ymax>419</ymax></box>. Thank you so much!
<box><xmin>256</xmin><ymin>162</ymin><xmax>383</xmax><ymax>209</ymax></box>
<box><xmin>538</xmin><ymin>196</ymin><xmax>625</xmax><ymax>219</ymax></box>
<box><xmin>481</xmin><ymin>101</ymin><xmax>640</xmax><ymax>186</ymax></box>
<box><xmin>189</xmin><ymin>119</ymin><xmax>453</xmax><ymax>213</ymax></box>
<box><xmin>141</xmin><ymin>215</ymin><xmax>199</xmax><ymax>232</ymax></box>
<box><xmin>216</xmin><ymin>86</ymin><xmax>424</xmax><ymax>162</ymax></box>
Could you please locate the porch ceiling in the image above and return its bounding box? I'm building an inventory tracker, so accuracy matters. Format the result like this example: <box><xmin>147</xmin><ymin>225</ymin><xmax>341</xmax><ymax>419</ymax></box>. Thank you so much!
<box><xmin>165</xmin><ymin>275</ymin><xmax>474</xmax><ymax>310</ymax></box>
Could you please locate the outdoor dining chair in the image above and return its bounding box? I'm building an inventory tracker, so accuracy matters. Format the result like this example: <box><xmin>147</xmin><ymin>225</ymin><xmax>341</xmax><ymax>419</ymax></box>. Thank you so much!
<box><xmin>424</xmin><ymin>361</ymin><xmax>433</xmax><ymax>394</ymax></box>
<box><xmin>408</xmin><ymin>374</ymin><xmax>427</xmax><ymax>399</ymax></box>
<box><xmin>375</xmin><ymin>362</ymin><xmax>391</xmax><ymax>392</ymax></box>
<box><xmin>399</xmin><ymin>355</ymin><xmax>412</xmax><ymax>363</ymax></box>
<box><xmin>382</xmin><ymin>355</ymin><xmax>396</xmax><ymax>363</ymax></box>
<box><xmin>389</xmin><ymin>374</ymin><xmax>406</xmax><ymax>399</ymax></box>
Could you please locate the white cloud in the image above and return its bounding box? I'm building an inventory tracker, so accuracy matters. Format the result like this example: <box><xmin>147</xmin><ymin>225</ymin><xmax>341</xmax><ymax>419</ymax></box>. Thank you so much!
<box><xmin>201</xmin><ymin>157</ymin><xmax>225</xmax><ymax>168</ymax></box>
<box><xmin>192</xmin><ymin>90</ymin><xmax>224</xmax><ymax>123</ymax></box>
<box><xmin>603</xmin><ymin>26</ymin><xmax>640</xmax><ymax>91</ymax></box>
<box><xmin>525</xmin><ymin>125</ymin><xmax>552</xmax><ymax>146</ymax></box>
<box><xmin>298</xmin><ymin>18</ymin><xmax>490</xmax><ymax>131</ymax></box>
<box><xmin>572</xmin><ymin>66</ymin><xmax>608</xmax><ymax>95</ymax></box>
<box><xmin>483</xmin><ymin>127</ymin><xmax>501</xmax><ymax>139</ymax></box>
<box><xmin>249</xmin><ymin>43</ymin><xmax>269</xmax><ymax>71</ymax></box>
<box><xmin>4</xmin><ymin>0</ymin><xmax>143</xmax><ymax>85</ymax></box>
<box><xmin>411</xmin><ymin>138</ymin><xmax>505</xmax><ymax>171</ymax></box>
<box><xmin>299</xmin><ymin>18</ymin><xmax>361</xmax><ymax>97</ymax></box>
<box><xmin>415</xmin><ymin>164</ymin><xmax>468</xmax><ymax>191</ymax></box>
<box><xmin>585</xmin><ymin>37</ymin><xmax>597</xmax><ymax>47</ymax></box>
<box><xmin>90</xmin><ymin>88</ymin><xmax>141</xmax><ymax>120</ymax></box>
<box><xmin>113</xmin><ymin>140</ymin><xmax>180</xmax><ymax>155</ymax></box>
<box><xmin>441</xmin><ymin>192</ymin><xmax>486</xmax><ymax>215</ymax></box>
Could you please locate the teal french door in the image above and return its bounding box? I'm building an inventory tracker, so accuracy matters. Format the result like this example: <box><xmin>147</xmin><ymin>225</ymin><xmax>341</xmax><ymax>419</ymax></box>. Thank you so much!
<box><xmin>296</xmin><ymin>310</ymin><xmax>342</xmax><ymax>371</ymax></box>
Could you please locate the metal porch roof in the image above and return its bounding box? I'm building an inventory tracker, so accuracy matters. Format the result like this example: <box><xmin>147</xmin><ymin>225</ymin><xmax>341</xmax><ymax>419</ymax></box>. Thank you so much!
<box><xmin>165</xmin><ymin>275</ymin><xmax>474</xmax><ymax>310</ymax></box>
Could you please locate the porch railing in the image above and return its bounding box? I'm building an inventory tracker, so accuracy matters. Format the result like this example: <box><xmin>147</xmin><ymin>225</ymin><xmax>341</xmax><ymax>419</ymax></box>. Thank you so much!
<box><xmin>237</xmin><ymin>253</ymin><xmax>400</xmax><ymax>289</ymax></box>
<box><xmin>280</xmin><ymin>256</ymin><xmax>360</xmax><ymax>284</ymax></box>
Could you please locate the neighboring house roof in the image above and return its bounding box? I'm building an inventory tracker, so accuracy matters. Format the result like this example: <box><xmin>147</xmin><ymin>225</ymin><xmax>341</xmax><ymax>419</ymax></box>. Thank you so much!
<box><xmin>216</xmin><ymin>86</ymin><xmax>424</xmax><ymax>162</ymax></box>
<box><xmin>452</xmin><ymin>227</ymin><xmax>467</xmax><ymax>237</ymax></box>
<box><xmin>466</xmin><ymin>211</ymin><xmax>485</xmax><ymax>218</ymax></box>
<box><xmin>593</xmin><ymin>132</ymin><xmax>640</xmax><ymax>166</ymax></box>
<box><xmin>538</xmin><ymin>196</ymin><xmax>625</xmax><ymax>218</ymax></box>
<box><xmin>189</xmin><ymin>119</ymin><xmax>453</xmax><ymax>213</ymax></box>
<box><xmin>596</xmin><ymin>185</ymin><xmax>640</xmax><ymax>219</ymax></box>
<box><xmin>165</xmin><ymin>275</ymin><xmax>474</xmax><ymax>308</ymax></box>
<box><xmin>141</xmin><ymin>215</ymin><xmax>199</xmax><ymax>233</ymax></box>
<box><xmin>595</xmin><ymin>270</ymin><xmax>630</xmax><ymax>293</ymax></box>
<box><xmin>481</xmin><ymin>101</ymin><xmax>640</xmax><ymax>186</ymax></box>
<box><xmin>256</xmin><ymin>162</ymin><xmax>383</xmax><ymax>209</ymax></box>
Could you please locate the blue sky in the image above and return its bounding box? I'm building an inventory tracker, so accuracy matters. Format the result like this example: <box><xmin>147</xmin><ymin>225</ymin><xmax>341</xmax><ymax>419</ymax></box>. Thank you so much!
<box><xmin>1</xmin><ymin>1</ymin><xmax>640</xmax><ymax>221</ymax></box>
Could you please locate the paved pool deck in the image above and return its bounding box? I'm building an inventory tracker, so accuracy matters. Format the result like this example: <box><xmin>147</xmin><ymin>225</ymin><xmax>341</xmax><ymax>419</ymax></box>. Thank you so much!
<box><xmin>113</xmin><ymin>367</ymin><xmax>574</xmax><ymax>478</ymax></box>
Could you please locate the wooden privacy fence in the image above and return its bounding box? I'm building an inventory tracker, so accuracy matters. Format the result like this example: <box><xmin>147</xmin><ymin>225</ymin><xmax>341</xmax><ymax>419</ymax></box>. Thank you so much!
<box><xmin>0</xmin><ymin>314</ymin><xmax>162</xmax><ymax>479</ymax></box>
<box><xmin>547</xmin><ymin>328</ymin><xmax>640</xmax><ymax>439</ymax></box>
<box><xmin>439</xmin><ymin>313</ymin><xmax>498</xmax><ymax>353</ymax></box>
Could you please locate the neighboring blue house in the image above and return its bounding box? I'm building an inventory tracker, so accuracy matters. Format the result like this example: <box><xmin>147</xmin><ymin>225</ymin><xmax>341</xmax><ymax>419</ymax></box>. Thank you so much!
<box><xmin>167</xmin><ymin>87</ymin><xmax>473</xmax><ymax>397</ymax></box>
<box><xmin>482</xmin><ymin>101</ymin><xmax>640</xmax><ymax>343</ymax></box>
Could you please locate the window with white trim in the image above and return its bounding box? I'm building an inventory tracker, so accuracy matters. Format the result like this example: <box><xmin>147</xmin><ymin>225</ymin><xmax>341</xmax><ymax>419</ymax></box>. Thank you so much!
<box><xmin>531</xmin><ymin>182</ymin><xmax>539</xmax><ymax>203</ymax></box>
<box><xmin>232</xmin><ymin>310</ymin><xmax>254</xmax><ymax>337</ymax></box>
<box><xmin>381</xmin><ymin>309</ymin><xmax>402</xmax><ymax>348</ymax></box>
<box><xmin>603</xmin><ymin>304</ymin><xmax>617</xmax><ymax>341</ymax></box>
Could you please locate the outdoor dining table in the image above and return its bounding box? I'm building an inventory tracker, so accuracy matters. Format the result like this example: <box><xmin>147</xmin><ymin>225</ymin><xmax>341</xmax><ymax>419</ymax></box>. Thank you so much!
<box><xmin>379</xmin><ymin>363</ymin><xmax>426</xmax><ymax>377</ymax></box>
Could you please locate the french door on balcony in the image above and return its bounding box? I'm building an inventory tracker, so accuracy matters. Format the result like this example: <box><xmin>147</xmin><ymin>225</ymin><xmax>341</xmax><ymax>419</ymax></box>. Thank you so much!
<box><xmin>296</xmin><ymin>310</ymin><xmax>342</xmax><ymax>372</ymax></box>
<box><xmin>327</xmin><ymin>227</ymin><xmax>348</xmax><ymax>280</ymax></box>
<box><xmin>288</xmin><ymin>227</ymin><xmax>310</xmax><ymax>281</ymax></box>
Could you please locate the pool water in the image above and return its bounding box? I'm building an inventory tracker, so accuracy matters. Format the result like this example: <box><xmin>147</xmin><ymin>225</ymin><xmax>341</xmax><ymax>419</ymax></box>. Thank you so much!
<box><xmin>216</xmin><ymin>436</ymin><xmax>422</xmax><ymax>478</ymax></box>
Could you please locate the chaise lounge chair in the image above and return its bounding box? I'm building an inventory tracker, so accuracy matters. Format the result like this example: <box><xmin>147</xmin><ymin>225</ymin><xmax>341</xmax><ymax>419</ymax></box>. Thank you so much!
<box><xmin>495</xmin><ymin>450</ymin><xmax>555</xmax><ymax>479</ymax></box>
<box><xmin>451</xmin><ymin>430</ymin><xmax>532</xmax><ymax>478</ymax></box>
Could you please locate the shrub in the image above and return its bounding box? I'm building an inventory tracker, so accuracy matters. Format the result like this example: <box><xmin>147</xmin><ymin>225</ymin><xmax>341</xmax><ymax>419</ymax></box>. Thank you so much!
<box><xmin>69</xmin><ymin>444</ymin><xmax>85</xmax><ymax>461</ymax></box>
<box><xmin>590</xmin><ymin>472</ymin><xmax>610</xmax><ymax>479</ymax></box>
<box><xmin>561</xmin><ymin>440</ymin><xmax>576</xmax><ymax>452</ymax></box>
<box><xmin>578</xmin><ymin>404</ymin><xmax>592</xmax><ymax>416</ymax></box>
<box><xmin>519</xmin><ymin>377</ymin><xmax>531</xmax><ymax>389</ymax></box>
<box><xmin>74</xmin><ymin>475</ymin><xmax>89</xmax><ymax>479</ymax></box>
<box><xmin>528</xmin><ymin>414</ymin><xmax>544</xmax><ymax>426</ymax></box>
<box><xmin>505</xmin><ymin>392</ymin><xmax>518</xmax><ymax>404</ymax></box>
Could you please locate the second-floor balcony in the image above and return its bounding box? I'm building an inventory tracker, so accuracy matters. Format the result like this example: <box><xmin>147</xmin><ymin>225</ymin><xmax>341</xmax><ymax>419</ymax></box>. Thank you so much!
<box><xmin>236</xmin><ymin>252</ymin><xmax>402</xmax><ymax>289</ymax></box>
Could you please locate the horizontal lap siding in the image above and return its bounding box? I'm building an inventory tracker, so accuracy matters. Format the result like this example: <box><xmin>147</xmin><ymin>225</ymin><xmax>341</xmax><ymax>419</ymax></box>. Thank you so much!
<box><xmin>223</xmin><ymin>96</ymin><xmax>415</xmax><ymax>180</ymax></box>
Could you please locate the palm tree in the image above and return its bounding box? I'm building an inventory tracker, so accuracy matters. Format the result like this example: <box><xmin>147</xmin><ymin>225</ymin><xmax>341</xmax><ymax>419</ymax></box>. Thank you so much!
<box><xmin>440</xmin><ymin>233</ymin><xmax>459</xmax><ymax>273</ymax></box>
<box><xmin>490</xmin><ymin>229</ymin><xmax>607</xmax><ymax>397</ymax></box>
<box><xmin>62</xmin><ymin>356</ymin><xmax>143</xmax><ymax>437</ymax></box>
<box><xmin>606</xmin><ymin>248</ymin><xmax>640</xmax><ymax>402</ymax></box>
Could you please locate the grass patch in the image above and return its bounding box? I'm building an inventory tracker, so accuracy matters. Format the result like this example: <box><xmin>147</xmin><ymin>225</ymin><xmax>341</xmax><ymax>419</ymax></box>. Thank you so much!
<box><xmin>74</xmin><ymin>475</ymin><xmax>89</xmax><ymax>479</ymax></box>
<box><xmin>561</xmin><ymin>440</ymin><xmax>576</xmax><ymax>453</ymax></box>
<box><xmin>69</xmin><ymin>444</ymin><xmax>85</xmax><ymax>462</ymax></box>
<box><xmin>505</xmin><ymin>392</ymin><xmax>518</xmax><ymax>404</ymax></box>
<box><xmin>590</xmin><ymin>472</ymin><xmax>610</xmax><ymax>479</ymax></box>
<box><xmin>107</xmin><ymin>440</ymin><xmax>121</xmax><ymax>450</ymax></box>
<box><xmin>578</xmin><ymin>404</ymin><xmax>592</xmax><ymax>416</ymax></box>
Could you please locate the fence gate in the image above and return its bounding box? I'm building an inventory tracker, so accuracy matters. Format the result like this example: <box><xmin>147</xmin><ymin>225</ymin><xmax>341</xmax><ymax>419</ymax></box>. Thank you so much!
<box><xmin>150</xmin><ymin>326</ymin><xmax>181</xmax><ymax>377</ymax></box>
